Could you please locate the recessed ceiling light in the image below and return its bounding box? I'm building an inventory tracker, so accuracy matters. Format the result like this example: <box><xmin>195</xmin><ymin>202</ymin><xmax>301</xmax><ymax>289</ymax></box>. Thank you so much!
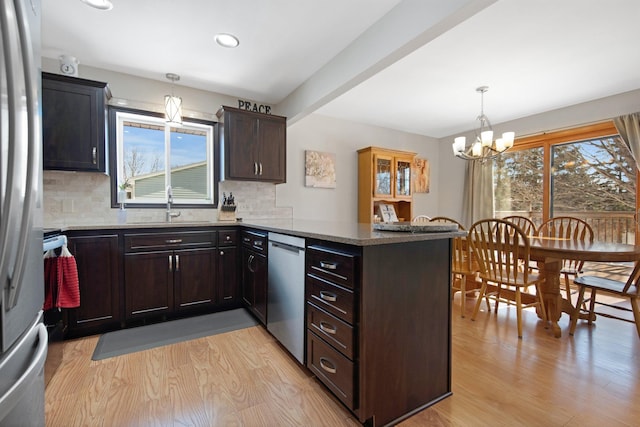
<box><xmin>80</xmin><ymin>0</ymin><xmax>113</xmax><ymax>11</ymax></box>
<box><xmin>215</xmin><ymin>33</ymin><xmax>239</xmax><ymax>48</ymax></box>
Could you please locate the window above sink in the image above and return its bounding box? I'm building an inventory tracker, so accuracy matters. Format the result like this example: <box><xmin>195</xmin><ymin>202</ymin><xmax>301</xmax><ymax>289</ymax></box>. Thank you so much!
<box><xmin>108</xmin><ymin>107</ymin><xmax>219</xmax><ymax>209</ymax></box>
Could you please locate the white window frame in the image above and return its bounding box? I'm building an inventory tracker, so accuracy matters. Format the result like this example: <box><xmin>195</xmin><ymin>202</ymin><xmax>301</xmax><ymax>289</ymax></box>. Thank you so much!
<box><xmin>114</xmin><ymin>110</ymin><xmax>215</xmax><ymax>205</ymax></box>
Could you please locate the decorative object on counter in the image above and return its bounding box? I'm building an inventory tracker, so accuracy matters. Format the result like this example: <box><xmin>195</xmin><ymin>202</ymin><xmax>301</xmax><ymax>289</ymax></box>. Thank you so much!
<box><xmin>452</xmin><ymin>86</ymin><xmax>514</xmax><ymax>162</ymax></box>
<box><xmin>164</xmin><ymin>73</ymin><xmax>182</xmax><ymax>125</ymax></box>
<box><xmin>218</xmin><ymin>192</ymin><xmax>237</xmax><ymax>222</ymax></box>
<box><xmin>411</xmin><ymin>157</ymin><xmax>430</xmax><ymax>193</ymax></box>
<box><xmin>377</xmin><ymin>203</ymin><xmax>398</xmax><ymax>223</ymax></box>
<box><xmin>372</xmin><ymin>221</ymin><xmax>459</xmax><ymax>233</ymax></box>
<box><xmin>305</xmin><ymin>150</ymin><xmax>336</xmax><ymax>188</ymax></box>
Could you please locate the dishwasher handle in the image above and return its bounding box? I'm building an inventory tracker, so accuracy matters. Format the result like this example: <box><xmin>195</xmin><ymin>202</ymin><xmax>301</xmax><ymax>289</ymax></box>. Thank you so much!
<box><xmin>270</xmin><ymin>241</ymin><xmax>304</xmax><ymax>254</ymax></box>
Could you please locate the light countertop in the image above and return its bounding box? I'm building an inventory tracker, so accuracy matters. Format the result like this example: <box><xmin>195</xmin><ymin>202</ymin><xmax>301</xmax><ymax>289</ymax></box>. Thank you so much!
<box><xmin>58</xmin><ymin>219</ymin><xmax>464</xmax><ymax>247</ymax></box>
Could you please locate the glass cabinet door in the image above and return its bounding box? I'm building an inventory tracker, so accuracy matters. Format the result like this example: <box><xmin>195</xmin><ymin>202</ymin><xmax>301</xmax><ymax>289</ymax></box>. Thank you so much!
<box><xmin>395</xmin><ymin>159</ymin><xmax>412</xmax><ymax>198</ymax></box>
<box><xmin>374</xmin><ymin>155</ymin><xmax>393</xmax><ymax>197</ymax></box>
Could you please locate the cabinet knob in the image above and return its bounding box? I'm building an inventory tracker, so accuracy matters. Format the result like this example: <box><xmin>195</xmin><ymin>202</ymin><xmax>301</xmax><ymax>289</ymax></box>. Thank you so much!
<box><xmin>226</xmin><ymin>235</ymin><xmax>231</xmax><ymax>241</ymax></box>
<box><xmin>220</xmin><ymin>250</ymin><xmax>225</xmax><ymax>256</ymax></box>
<box><xmin>319</xmin><ymin>291</ymin><xmax>337</xmax><ymax>302</ymax></box>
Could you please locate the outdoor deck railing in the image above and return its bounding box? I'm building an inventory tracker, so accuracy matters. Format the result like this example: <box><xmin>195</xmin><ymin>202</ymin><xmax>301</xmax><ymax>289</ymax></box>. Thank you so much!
<box><xmin>497</xmin><ymin>211</ymin><xmax>637</xmax><ymax>244</ymax></box>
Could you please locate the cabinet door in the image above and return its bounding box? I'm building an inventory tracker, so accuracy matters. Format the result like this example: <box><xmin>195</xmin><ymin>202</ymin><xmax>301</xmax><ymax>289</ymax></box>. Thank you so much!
<box><xmin>226</xmin><ymin>112</ymin><xmax>258</xmax><ymax>179</ymax></box>
<box><xmin>66</xmin><ymin>234</ymin><xmax>120</xmax><ymax>336</ymax></box>
<box><xmin>218</xmin><ymin>246</ymin><xmax>239</xmax><ymax>304</ymax></box>
<box><xmin>241</xmin><ymin>247</ymin><xmax>255</xmax><ymax>308</ymax></box>
<box><xmin>42</xmin><ymin>74</ymin><xmax>107</xmax><ymax>172</ymax></box>
<box><xmin>174</xmin><ymin>248</ymin><xmax>217</xmax><ymax>311</ymax></box>
<box><xmin>373</xmin><ymin>154</ymin><xmax>394</xmax><ymax>198</ymax></box>
<box><xmin>252</xmin><ymin>253</ymin><xmax>268</xmax><ymax>324</ymax></box>
<box><xmin>124</xmin><ymin>251</ymin><xmax>173</xmax><ymax>319</ymax></box>
<box><xmin>395</xmin><ymin>157</ymin><xmax>413</xmax><ymax>199</ymax></box>
<box><xmin>257</xmin><ymin>117</ymin><xmax>286</xmax><ymax>182</ymax></box>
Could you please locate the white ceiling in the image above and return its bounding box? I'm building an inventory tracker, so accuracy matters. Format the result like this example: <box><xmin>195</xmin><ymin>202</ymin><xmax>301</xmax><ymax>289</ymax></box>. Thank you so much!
<box><xmin>41</xmin><ymin>0</ymin><xmax>640</xmax><ymax>139</ymax></box>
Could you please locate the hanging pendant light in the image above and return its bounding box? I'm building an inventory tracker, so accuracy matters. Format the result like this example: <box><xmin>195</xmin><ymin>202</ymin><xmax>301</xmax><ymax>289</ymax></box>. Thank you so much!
<box><xmin>164</xmin><ymin>73</ymin><xmax>182</xmax><ymax>126</ymax></box>
<box><xmin>452</xmin><ymin>86</ymin><xmax>514</xmax><ymax>162</ymax></box>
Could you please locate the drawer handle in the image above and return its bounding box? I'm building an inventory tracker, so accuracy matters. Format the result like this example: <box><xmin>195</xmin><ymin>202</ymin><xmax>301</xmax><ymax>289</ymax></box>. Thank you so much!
<box><xmin>168</xmin><ymin>255</ymin><xmax>173</xmax><ymax>272</ymax></box>
<box><xmin>319</xmin><ymin>321</ymin><xmax>337</xmax><ymax>335</ymax></box>
<box><xmin>319</xmin><ymin>357</ymin><xmax>337</xmax><ymax>374</ymax></box>
<box><xmin>166</xmin><ymin>239</ymin><xmax>183</xmax><ymax>244</ymax></box>
<box><xmin>92</xmin><ymin>147</ymin><xmax>97</xmax><ymax>164</ymax></box>
<box><xmin>319</xmin><ymin>291</ymin><xmax>337</xmax><ymax>302</ymax></box>
<box><xmin>254</xmin><ymin>162</ymin><xmax>258</xmax><ymax>175</ymax></box>
<box><xmin>320</xmin><ymin>261</ymin><xmax>337</xmax><ymax>270</ymax></box>
<box><xmin>175</xmin><ymin>255</ymin><xmax>180</xmax><ymax>271</ymax></box>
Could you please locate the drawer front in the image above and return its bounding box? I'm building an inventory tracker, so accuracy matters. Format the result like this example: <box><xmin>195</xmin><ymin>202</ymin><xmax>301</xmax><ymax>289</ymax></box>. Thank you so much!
<box><xmin>125</xmin><ymin>231</ymin><xmax>216</xmax><ymax>252</ymax></box>
<box><xmin>306</xmin><ymin>274</ymin><xmax>354</xmax><ymax>324</ymax></box>
<box><xmin>307</xmin><ymin>302</ymin><xmax>354</xmax><ymax>359</ymax></box>
<box><xmin>241</xmin><ymin>230</ymin><xmax>267</xmax><ymax>252</ymax></box>
<box><xmin>307</xmin><ymin>331</ymin><xmax>354</xmax><ymax>410</ymax></box>
<box><xmin>218</xmin><ymin>229</ymin><xmax>237</xmax><ymax>246</ymax></box>
<box><xmin>306</xmin><ymin>245</ymin><xmax>356</xmax><ymax>289</ymax></box>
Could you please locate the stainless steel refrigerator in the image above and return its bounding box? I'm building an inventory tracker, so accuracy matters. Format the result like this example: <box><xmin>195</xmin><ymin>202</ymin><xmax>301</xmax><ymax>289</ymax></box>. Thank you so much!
<box><xmin>0</xmin><ymin>0</ymin><xmax>46</xmax><ymax>425</ymax></box>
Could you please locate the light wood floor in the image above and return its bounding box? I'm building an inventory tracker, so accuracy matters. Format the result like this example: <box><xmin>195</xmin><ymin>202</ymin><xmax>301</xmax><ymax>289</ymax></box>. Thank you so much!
<box><xmin>45</xmin><ymin>296</ymin><xmax>640</xmax><ymax>427</ymax></box>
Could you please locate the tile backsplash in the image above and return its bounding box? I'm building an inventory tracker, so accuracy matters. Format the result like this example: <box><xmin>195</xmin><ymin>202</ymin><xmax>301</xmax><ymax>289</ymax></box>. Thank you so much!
<box><xmin>43</xmin><ymin>170</ymin><xmax>292</xmax><ymax>227</ymax></box>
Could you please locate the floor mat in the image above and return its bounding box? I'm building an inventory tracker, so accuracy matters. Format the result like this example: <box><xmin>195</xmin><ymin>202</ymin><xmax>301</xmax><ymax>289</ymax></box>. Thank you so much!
<box><xmin>92</xmin><ymin>309</ymin><xmax>258</xmax><ymax>360</ymax></box>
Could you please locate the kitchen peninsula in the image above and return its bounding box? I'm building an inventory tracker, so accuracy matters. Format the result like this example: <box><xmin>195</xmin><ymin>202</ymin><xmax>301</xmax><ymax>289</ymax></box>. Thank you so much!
<box><xmin>57</xmin><ymin>219</ymin><xmax>460</xmax><ymax>426</ymax></box>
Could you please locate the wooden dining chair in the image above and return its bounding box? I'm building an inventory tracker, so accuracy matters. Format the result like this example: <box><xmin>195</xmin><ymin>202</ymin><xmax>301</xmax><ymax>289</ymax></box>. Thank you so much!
<box><xmin>537</xmin><ymin>216</ymin><xmax>594</xmax><ymax>305</ymax></box>
<box><xmin>503</xmin><ymin>215</ymin><xmax>537</xmax><ymax>236</ymax></box>
<box><xmin>451</xmin><ymin>231</ymin><xmax>486</xmax><ymax>318</ymax></box>
<box><xmin>468</xmin><ymin>219</ymin><xmax>548</xmax><ymax>338</ymax></box>
<box><xmin>412</xmin><ymin>215</ymin><xmax>431</xmax><ymax>223</ymax></box>
<box><xmin>569</xmin><ymin>262</ymin><xmax>640</xmax><ymax>338</ymax></box>
<box><xmin>429</xmin><ymin>216</ymin><xmax>464</xmax><ymax>229</ymax></box>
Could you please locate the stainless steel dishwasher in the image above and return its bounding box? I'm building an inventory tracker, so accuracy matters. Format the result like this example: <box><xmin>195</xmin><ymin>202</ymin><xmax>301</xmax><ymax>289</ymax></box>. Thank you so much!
<box><xmin>267</xmin><ymin>232</ymin><xmax>306</xmax><ymax>364</ymax></box>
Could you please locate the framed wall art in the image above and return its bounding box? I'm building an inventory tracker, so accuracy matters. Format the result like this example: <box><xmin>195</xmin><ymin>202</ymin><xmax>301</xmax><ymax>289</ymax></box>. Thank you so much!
<box><xmin>305</xmin><ymin>150</ymin><xmax>336</xmax><ymax>188</ymax></box>
<box><xmin>412</xmin><ymin>157</ymin><xmax>430</xmax><ymax>193</ymax></box>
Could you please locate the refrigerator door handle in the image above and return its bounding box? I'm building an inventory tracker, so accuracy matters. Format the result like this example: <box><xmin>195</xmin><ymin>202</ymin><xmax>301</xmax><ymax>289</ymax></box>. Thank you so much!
<box><xmin>6</xmin><ymin>0</ymin><xmax>39</xmax><ymax>309</ymax></box>
<box><xmin>0</xmin><ymin>0</ymin><xmax>22</xmax><ymax>293</ymax></box>
<box><xmin>0</xmin><ymin>322</ymin><xmax>47</xmax><ymax>422</ymax></box>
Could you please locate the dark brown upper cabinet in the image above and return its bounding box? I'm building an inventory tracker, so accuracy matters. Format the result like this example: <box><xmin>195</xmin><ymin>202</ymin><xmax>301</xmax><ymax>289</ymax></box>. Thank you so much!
<box><xmin>217</xmin><ymin>106</ymin><xmax>286</xmax><ymax>183</ymax></box>
<box><xmin>42</xmin><ymin>72</ymin><xmax>111</xmax><ymax>172</ymax></box>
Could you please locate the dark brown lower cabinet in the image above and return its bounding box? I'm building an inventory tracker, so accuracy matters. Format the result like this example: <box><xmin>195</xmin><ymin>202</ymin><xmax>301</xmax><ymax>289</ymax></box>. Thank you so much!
<box><xmin>306</xmin><ymin>237</ymin><xmax>453</xmax><ymax>427</ymax></box>
<box><xmin>218</xmin><ymin>246</ymin><xmax>239</xmax><ymax>304</ymax></box>
<box><xmin>123</xmin><ymin>231</ymin><xmax>218</xmax><ymax>321</ymax></box>
<box><xmin>66</xmin><ymin>233</ymin><xmax>121</xmax><ymax>338</ymax></box>
<box><xmin>241</xmin><ymin>246</ymin><xmax>267</xmax><ymax>324</ymax></box>
<box><xmin>124</xmin><ymin>248</ymin><xmax>217</xmax><ymax>319</ymax></box>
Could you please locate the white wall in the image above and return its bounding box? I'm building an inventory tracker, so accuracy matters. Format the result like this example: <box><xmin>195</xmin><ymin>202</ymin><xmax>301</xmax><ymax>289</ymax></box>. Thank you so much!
<box><xmin>280</xmin><ymin>114</ymin><xmax>440</xmax><ymax>221</ymax></box>
<box><xmin>436</xmin><ymin>88</ymin><xmax>640</xmax><ymax>221</ymax></box>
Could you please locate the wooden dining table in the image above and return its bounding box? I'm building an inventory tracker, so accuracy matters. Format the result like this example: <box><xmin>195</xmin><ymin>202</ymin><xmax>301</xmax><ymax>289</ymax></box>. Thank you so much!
<box><xmin>528</xmin><ymin>236</ymin><xmax>640</xmax><ymax>337</ymax></box>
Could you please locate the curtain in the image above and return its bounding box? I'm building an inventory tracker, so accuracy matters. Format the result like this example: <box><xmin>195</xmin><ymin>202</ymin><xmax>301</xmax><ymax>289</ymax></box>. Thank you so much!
<box><xmin>462</xmin><ymin>159</ymin><xmax>494</xmax><ymax>228</ymax></box>
<box><xmin>614</xmin><ymin>113</ymin><xmax>640</xmax><ymax>171</ymax></box>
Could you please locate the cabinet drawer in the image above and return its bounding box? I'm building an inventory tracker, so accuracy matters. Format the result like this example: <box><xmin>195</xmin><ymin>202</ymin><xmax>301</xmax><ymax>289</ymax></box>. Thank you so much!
<box><xmin>241</xmin><ymin>230</ymin><xmax>267</xmax><ymax>252</ymax></box>
<box><xmin>306</xmin><ymin>245</ymin><xmax>356</xmax><ymax>289</ymax></box>
<box><xmin>125</xmin><ymin>231</ymin><xmax>216</xmax><ymax>252</ymax></box>
<box><xmin>307</xmin><ymin>331</ymin><xmax>354</xmax><ymax>410</ymax></box>
<box><xmin>307</xmin><ymin>303</ymin><xmax>354</xmax><ymax>359</ymax></box>
<box><xmin>218</xmin><ymin>230</ymin><xmax>237</xmax><ymax>246</ymax></box>
<box><xmin>306</xmin><ymin>274</ymin><xmax>355</xmax><ymax>324</ymax></box>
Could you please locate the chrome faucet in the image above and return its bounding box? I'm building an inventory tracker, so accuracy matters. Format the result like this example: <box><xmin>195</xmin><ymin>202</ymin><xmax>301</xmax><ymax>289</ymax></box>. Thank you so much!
<box><xmin>166</xmin><ymin>186</ymin><xmax>181</xmax><ymax>222</ymax></box>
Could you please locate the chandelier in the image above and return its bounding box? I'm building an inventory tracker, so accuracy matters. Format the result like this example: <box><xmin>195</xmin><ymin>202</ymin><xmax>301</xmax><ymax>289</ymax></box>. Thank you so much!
<box><xmin>164</xmin><ymin>73</ymin><xmax>183</xmax><ymax>126</ymax></box>
<box><xmin>452</xmin><ymin>86</ymin><xmax>514</xmax><ymax>162</ymax></box>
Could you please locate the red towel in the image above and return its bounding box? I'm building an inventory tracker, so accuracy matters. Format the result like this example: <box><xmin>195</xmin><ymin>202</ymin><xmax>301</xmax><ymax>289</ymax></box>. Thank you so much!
<box><xmin>43</xmin><ymin>251</ymin><xmax>57</xmax><ymax>310</ymax></box>
<box><xmin>56</xmin><ymin>245</ymin><xmax>80</xmax><ymax>308</ymax></box>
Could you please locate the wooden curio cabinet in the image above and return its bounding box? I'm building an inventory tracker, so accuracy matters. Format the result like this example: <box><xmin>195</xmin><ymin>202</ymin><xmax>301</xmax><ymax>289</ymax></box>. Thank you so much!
<box><xmin>358</xmin><ymin>146</ymin><xmax>417</xmax><ymax>223</ymax></box>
